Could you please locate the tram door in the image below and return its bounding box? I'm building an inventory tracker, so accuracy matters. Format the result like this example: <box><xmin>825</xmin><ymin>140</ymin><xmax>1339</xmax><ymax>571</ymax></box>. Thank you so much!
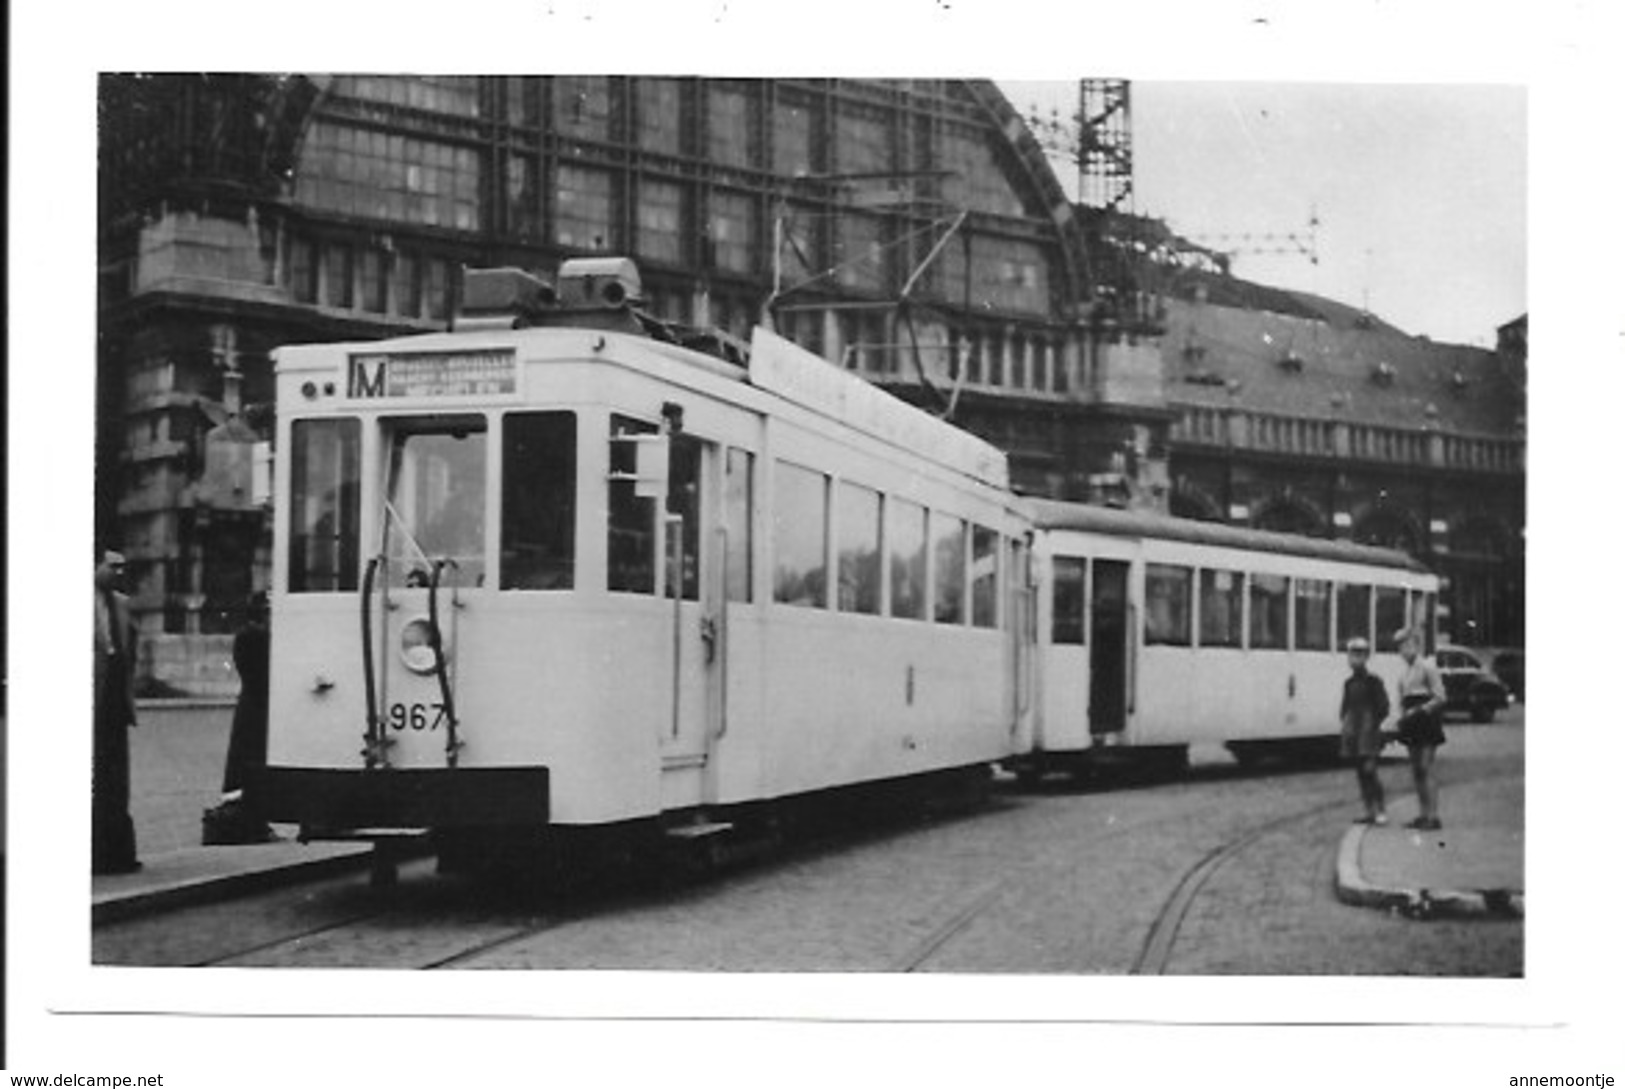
<box><xmin>1089</xmin><ymin>559</ymin><xmax>1131</xmax><ymax>736</ymax></box>
<box><xmin>367</xmin><ymin>415</ymin><xmax>489</xmax><ymax>771</ymax></box>
<box><xmin>660</xmin><ymin>434</ymin><xmax>724</xmax><ymax>809</ymax></box>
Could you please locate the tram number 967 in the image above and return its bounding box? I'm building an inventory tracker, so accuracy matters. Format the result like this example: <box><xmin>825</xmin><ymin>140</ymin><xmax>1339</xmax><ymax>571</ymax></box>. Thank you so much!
<box><xmin>386</xmin><ymin>702</ymin><xmax>447</xmax><ymax>731</ymax></box>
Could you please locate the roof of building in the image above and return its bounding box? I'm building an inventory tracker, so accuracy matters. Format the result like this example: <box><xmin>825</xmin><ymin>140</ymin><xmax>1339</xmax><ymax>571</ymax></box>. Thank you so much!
<box><xmin>1159</xmin><ymin>290</ymin><xmax>1524</xmax><ymax>436</ymax></box>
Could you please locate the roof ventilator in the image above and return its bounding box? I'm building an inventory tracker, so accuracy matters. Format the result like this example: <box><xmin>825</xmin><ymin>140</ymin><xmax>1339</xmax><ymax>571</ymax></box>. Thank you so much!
<box><xmin>455</xmin><ymin>267</ymin><xmax>557</xmax><ymax>332</ymax></box>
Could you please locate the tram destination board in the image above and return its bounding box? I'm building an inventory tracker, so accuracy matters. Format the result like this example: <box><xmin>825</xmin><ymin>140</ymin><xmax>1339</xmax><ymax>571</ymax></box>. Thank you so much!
<box><xmin>348</xmin><ymin>349</ymin><xmax>517</xmax><ymax>399</ymax></box>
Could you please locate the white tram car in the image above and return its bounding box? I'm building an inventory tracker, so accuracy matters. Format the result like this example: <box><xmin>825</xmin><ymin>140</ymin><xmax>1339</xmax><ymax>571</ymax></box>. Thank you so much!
<box><xmin>258</xmin><ymin>260</ymin><xmax>1033</xmax><ymax>861</ymax></box>
<box><xmin>1018</xmin><ymin>499</ymin><xmax>1440</xmax><ymax>779</ymax></box>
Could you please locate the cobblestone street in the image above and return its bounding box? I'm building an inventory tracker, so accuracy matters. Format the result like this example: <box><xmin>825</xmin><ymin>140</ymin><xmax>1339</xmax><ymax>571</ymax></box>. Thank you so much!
<box><xmin>97</xmin><ymin>714</ymin><xmax>1523</xmax><ymax>977</ymax></box>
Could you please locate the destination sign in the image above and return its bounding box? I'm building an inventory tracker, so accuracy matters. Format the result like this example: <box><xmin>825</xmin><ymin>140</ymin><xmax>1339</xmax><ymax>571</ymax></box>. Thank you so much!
<box><xmin>348</xmin><ymin>350</ymin><xmax>517</xmax><ymax>399</ymax></box>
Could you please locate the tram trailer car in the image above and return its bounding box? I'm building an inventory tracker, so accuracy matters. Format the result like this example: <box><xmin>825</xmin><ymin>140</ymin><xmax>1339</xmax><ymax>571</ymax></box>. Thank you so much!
<box><xmin>1014</xmin><ymin>499</ymin><xmax>1440</xmax><ymax>781</ymax></box>
<box><xmin>256</xmin><ymin>260</ymin><xmax>1033</xmax><ymax>868</ymax></box>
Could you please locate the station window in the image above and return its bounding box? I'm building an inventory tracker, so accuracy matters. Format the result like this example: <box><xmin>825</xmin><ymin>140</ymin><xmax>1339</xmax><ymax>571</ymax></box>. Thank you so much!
<box><xmin>506</xmin><ymin>154</ymin><xmax>541</xmax><ymax>240</ymax></box>
<box><xmin>837</xmin><ymin>481</ymin><xmax>882</xmax><ymax>615</ymax></box>
<box><xmin>1051</xmin><ymin>556</ymin><xmax>1086</xmax><ymax>645</ymax></box>
<box><xmin>971</xmin><ymin>525</ymin><xmax>1000</xmax><ymax>629</ymax></box>
<box><xmin>324</xmin><ymin>243</ymin><xmax>354</xmax><ymax>309</ymax></box>
<box><xmin>724</xmin><ymin>449</ymin><xmax>754</xmax><ymax>603</ymax></box>
<box><xmin>288</xmin><ymin>237</ymin><xmax>317</xmax><ymax>303</ymax></box>
<box><xmin>358</xmin><ymin>249</ymin><xmax>387</xmax><ymax>313</ymax></box>
<box><xmin>1145</xmin><ymin>564</ymin><xmax>1193</xmax><ymax>646</ymax></box>
<box><xmin>637</xmin><ymin>180</ymin><xmax>685</xmax><ymax>266</ymax></box>
<box><xmin>709</xmin><ymin>191</ymin><xmax>755</xmax><ymax>275</ymax></box>
<box><xmin>773</xmin><ymin>100</ymin><xmax>812</xmax><ymax>176</ymax></box>
<box><xmin>932</xmin><ymin>513</ymin><xmax>967</xmax><ymax>625</ymax></box>
<box><xmin>501</xmin><ymin>412</ymin><xmax>576</xmax><ymax>591</ymax></box>
<box><xmin>392</xmin><ymin>252</ymin><xmax>421</xmax><ymax>318</ymax></box>
<box><xmin>288</xmin><ymin>418</ymin><xmax>360</xmax><ymax>593</ymax></box>
<box><xmin>636</xmin><ymin>78</ymin><xmax>682</xmax><ymax>156</ymax></box>
<box><xmin>1249</xmin><ymin>573</ymin><xmax>1289</xmax><ymax>650</ymax></box>
<box><xmin>425</xmin><ymin>260</ymin><xmax>451</xmax><ymax>321</ymax></box>
<box><xmin>1375</xmin><ymin>586</ymin><xmax>1408</xmax><ymax>652</ymax></box>
<box><xmin>773</xmin><ymin>461</ymin><xmax>827</xmax><ymax>608</ymax></box>
<box><xmin>707</xmin><ymin>86</ymin><xmax>752</xmax><ymax>168</ymax></box>
<box><xmin>888</xmin><ymin>497</ymin><xmax>928</xmax><ymax>621</ymax></box>
<box><xmin>555</xmin><ymin>164</ymin><xmax>618</xmax><ymax>252</ymax></box>
<box><xmin>1295</xmin><ymin>578</ymin><xmax>1333</xmax><ymax>651</ymax></box>
<box><xmin>1336</xmin><ymin>583</ymin><xmax>1372</xmax><ymax>650</ymax></box>
<box><xmin>553</xmin><ymin>76</ymin><xmax>612</xmax><ymax>141</ymax></box>
<box><xmin>1198</xmin><ymin>569</ymin><xmax>1244</xmax><ymax>647</ymax></box>
<box><xmin>383</xmin><ymin>417</ymin><xmax>487</xmax><ymax>588</ymax></box>
<box><xmin>607</xmin><ymin>415</ymin><xmax>658</xmax><ymax>595</ymax></box>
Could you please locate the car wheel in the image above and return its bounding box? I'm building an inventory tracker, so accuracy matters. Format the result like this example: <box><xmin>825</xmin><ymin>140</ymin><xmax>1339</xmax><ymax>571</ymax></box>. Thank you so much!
<box><xmin>1471</xmin><ymin>704</ymin><xmax>1496</xmax><ymax>724</ymax></box>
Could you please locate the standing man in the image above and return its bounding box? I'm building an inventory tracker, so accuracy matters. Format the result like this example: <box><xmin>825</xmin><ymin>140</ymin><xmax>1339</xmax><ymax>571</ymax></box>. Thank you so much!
<box><xmin>1339</xmin><ymin>636</ymin><xmax>1391</xmax><ymax>826</ymax></box>
<box><xmin>93</xmin><ymin>550</ymin><xmax>140</xmax><ymax>874</ymax></box>
<box><xmin>203</xmin><ymin>591</ymin><xmax>277</xmax><ymax>844</ymax></box>
<box><xmin>1395</xmin><ymin>628</ymin><xmax>1448</xmax><ymax>830</ymax></box>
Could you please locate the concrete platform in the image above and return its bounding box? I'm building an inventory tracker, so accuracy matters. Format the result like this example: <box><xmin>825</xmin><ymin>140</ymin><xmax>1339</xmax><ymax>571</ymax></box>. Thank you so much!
<box><xmin>92</xmin><ymin>839</ymin><xmax>375</xmax><ymax>925</ymax></box>
<box><xmin>1335</xmin><ymin>772</ymin><xmax>1524</xmax><ymax>919</ymax></box>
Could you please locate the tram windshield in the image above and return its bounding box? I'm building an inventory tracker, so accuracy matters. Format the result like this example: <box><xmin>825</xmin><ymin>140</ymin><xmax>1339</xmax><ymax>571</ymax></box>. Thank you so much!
<box><xmin>383</xmin><ymin>416</ymin><xmax>487</xmax><ymax>588</ymax></box>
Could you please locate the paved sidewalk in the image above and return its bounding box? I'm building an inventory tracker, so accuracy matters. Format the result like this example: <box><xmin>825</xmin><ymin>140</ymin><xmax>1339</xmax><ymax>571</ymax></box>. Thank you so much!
<box><xmin>94</xmin><ymin>700</ymin><xmax>378</xmax><ymax>924</ymax></box>
<box><xmin>1335</xmin><ymin>771</ymin><xmax>1524</xmax><ymax>919</ymax></box>
<box><xmin>92</xmin><ymin>840</ymin><xmax>373</xmax><ymax>925</ymax></box>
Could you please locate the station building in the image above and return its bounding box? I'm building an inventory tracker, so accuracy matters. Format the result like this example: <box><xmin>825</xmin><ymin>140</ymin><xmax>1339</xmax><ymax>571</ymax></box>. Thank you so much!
<box><xmin>96</xmin><ymin>74</ymin><xmax>1523</xmax><ymax>692</ymax></box>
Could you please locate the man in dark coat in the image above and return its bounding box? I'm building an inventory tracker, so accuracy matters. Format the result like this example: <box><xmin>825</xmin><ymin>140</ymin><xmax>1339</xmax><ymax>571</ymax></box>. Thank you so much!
<box><xmin>203</xmin><ymin>591</ymin><xmax>277</xmax><ymax>844</ymax></box>
<box><xmin>93</xmin><ymin>551</ymin><xmax>140</xmax><ymax>874</ymax></box>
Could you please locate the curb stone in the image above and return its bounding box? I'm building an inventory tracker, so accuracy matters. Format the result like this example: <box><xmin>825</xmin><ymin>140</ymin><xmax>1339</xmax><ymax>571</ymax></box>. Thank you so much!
<box><xmin>92</xmin><ymin>843</ymin><xmax>379</xmax><ymax>927</ymax></box>
<box><xmin>1333</xmin><ymin>824</ymin><xmax>1524</xmax><ymax>921</ymax></box>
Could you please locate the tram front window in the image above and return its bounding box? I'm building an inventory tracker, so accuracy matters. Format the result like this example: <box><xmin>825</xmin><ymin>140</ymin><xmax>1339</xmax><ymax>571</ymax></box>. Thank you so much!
<box><xmin>384</xmin><ymin>417</ymin><xmax>488</xmax><ymax>588</ymax></box>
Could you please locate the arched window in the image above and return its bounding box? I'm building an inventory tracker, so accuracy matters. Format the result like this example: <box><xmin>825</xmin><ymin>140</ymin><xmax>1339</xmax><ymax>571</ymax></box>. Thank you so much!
<box><xmin>1353</xmin><ymin>507</ymin><xmax>1421</xmax><ymax>555</ymax></box>
<box><xmin>1254</xmin><ymin>496</ymin><xmax>1325</xmax><ymax>537</ymax></box>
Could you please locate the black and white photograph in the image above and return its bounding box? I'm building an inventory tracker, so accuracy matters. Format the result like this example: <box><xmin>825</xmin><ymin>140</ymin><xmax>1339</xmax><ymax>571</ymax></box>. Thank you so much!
<box><xmin>9</xmin><ymin>0</ymin><xmax>1623</xmax><ymax>1085</ymax></box>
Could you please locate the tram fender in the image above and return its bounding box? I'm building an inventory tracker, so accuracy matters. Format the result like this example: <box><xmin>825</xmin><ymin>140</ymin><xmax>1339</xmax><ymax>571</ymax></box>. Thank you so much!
<box><xmin>250</xmin><ymin>765</ymin><xmax>551</xmax><ymax>829</ymax></box>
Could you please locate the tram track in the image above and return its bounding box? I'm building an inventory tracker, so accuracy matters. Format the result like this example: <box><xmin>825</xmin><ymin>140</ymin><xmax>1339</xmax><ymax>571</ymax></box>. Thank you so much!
<box><xmin>103</xmin><ymin>740</ymin><xmax>1521</xmax><ymax>974</ymax></box>
<box><xmin>884</xmin><ymin>754</ymin><xmax>1518</xmax><ymax>976</ymax></box>
<box><xmin>1129</xmin><ymin>796</ymin><xmax>1349</xmax><ymax>975</ymax></box>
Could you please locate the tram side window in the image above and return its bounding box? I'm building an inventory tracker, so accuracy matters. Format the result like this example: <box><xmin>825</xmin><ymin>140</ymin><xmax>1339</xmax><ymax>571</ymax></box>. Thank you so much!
<box><xmin>1051</xmin><ymin>556</ymin><xmax>1086</xmax><ymax>645</ymax></box>
<box><xmin>288</xmin><ymin>418</ymin><xmax>360</xmax><ymax>592</ymax></box>
<box><xmin>1249</xmin><ymin>573</ymin><xmax>1289</xmax><ymax>650</ymax></box>
<box><xmin>1336</xmin><ymin>583</ymin><xmax>1372</xmax><ymax>650</ymax></box>
<box><xmin>932</xmin><ymin>513</ymin><xmax>967</xmax><ymax>625</ymax></box>
<box><xmin>888</xmin><ymin>497</ymin><xmax>928</xmax><ymax>621</ymax></box>
<box><xmin>970</xmin><ymin>525</ymin><xmax>1000</xmax><ymax>629</ymax></box>
<box><xmin>724</xmin><ymin>448</ymin><xmax>753</xmax><ymax>603</ymax></box>
<box><xmin>667</xmin><ymin>434</ymin><xmax>702</xmax><ymax>601</ymax></box>
<box><xmin>773</xmin><ymin>461</ymin><xmax>828</xmax><ymax>608</ymax></box>
<box><xmin>836</xmin><ymin>481</ymin><xmax>882</xmax><ymax>615</ymax></box>
<box><xmin>1198</xmin><ymin>569</ymin><xmax>1243</xmax><ymax>647</ymax></box>
<box><xmin>501</xmin><ymin>412</ymin><xmax>576</xmax><ymax>591</ymax></box>
<box><xmin>608</xmin><ymin>415</ymin><xmax>658</xmax><ymax>595</ymax></box>
<box><xmin>1374</xmin><ymin>586</ymin><xmax>1408</xmax><ymax>651</ymax></box>
<box><xmin>1295</xmin><ymin>577</ymin><xmax>1332</xmax><ymax>651</ymax></box>
<box><xmin>1418</xmin><ymin>591</ymin><xmax>1437</xmax><ymax>655</ymax></box>
<box><xmin>1144</xmin><ymin>564</ymin><xmax>1192</xmax><ymax>646</ymax></box>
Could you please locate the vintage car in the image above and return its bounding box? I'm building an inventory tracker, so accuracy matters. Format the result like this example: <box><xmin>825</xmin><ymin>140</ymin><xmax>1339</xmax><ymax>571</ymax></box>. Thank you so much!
<box><xmin>1435</xmin><ymin>645</ymin><xmax>1512</xmax><ymax>723</ymax></box>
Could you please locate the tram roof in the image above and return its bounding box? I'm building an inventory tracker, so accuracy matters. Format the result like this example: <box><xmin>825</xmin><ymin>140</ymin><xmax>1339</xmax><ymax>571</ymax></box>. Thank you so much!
<box><xmin>1024</xmin><ymin>497</ymin><xmax>1431</xmax><ymax>574</ymax></box>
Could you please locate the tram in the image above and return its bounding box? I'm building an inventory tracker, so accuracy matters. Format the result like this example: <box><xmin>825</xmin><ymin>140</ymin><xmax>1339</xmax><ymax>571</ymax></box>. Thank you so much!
<box><xmin>256</xmin><ymin>259</ymin><xmax>1033</xmax><ymax>864</ymax></box>
<box><xmin>1016</xmin><ymin>499</ymin><xmax>1440</xmax><ymax>779</ymax></box>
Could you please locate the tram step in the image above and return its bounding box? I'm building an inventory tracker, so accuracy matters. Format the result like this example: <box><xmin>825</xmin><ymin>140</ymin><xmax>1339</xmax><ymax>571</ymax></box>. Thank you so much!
<box><xmin>664</xmin><ymin>821</ymin><xmax>735</xmax><ymax>841</ymax></box>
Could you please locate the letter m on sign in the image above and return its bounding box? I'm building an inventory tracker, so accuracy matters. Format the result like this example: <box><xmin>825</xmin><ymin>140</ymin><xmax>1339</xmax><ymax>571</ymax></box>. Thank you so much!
<box><xmin>349</xmin><ymin>356</ymin><xmax>387</xmax><ymax>399</ymax></box>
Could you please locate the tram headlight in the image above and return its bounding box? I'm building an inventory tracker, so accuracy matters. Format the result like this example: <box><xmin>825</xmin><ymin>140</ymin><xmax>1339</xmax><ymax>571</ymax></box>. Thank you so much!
<box><xmin>400</xmin><ymin>617</ymin><xmax>441</xmax><ymax>674</ymax></box>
